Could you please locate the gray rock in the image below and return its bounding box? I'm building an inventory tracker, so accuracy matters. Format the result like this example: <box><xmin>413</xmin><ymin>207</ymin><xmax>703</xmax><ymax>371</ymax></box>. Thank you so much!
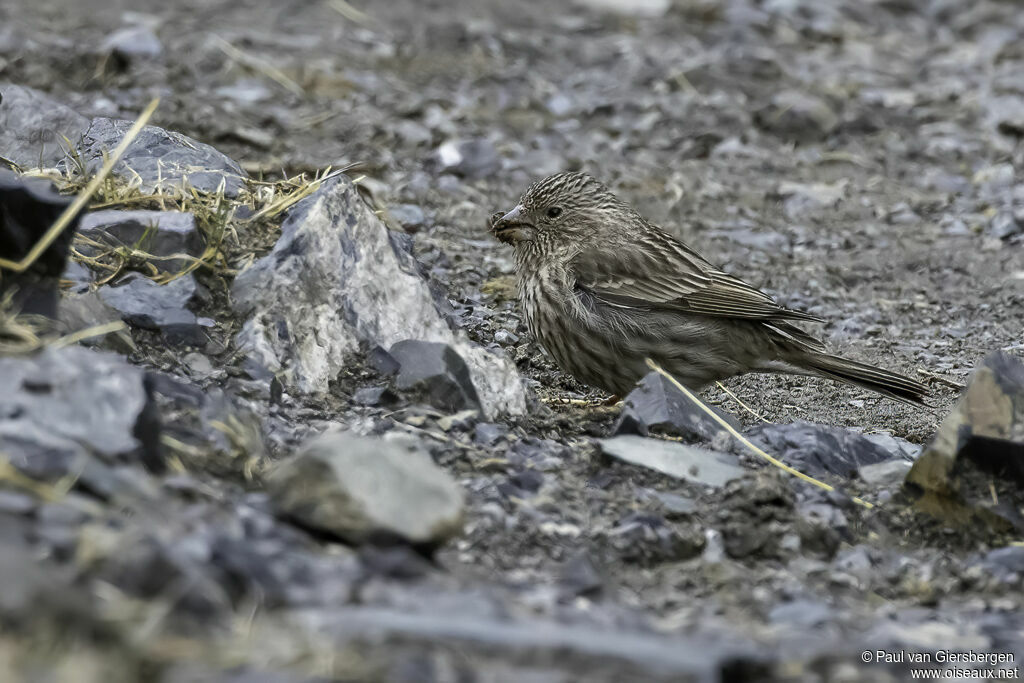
<box><xmin>77</xmin><ymin>210</ymin><xmax>202</xmax><ymax>272</ymax></box>
<box><xmin>389</xmin><ymin>340</ymin><xmax>482</xmax><ymax>413</ymax></box>
<box><xmin>352</xmin><ymin>386</ymin><xmax>397</xmax><ymax>407</ymax></box>
<box><xmin>387</xmin><ymin>203</ymin><xmax>428</xmax><ymax>231</ymax></box>
<box><xmin>989</xmin><ymin>211</ymin><xmax>1022</xmax><ymax>240</ymax></box>
<box><xmin>99</xmin><ymin>273</ymin><xmax>206</xmax><ymax>344</ymax></box>
<box><xmin>857</xmin><ymin>459</ymin><xmax>913</xmax><ymax>486</ymax></box>
<box><xmin>0</xmin><ymin>346</ymin><xmax>161</xmax><ymax>473</ymax></box>
<box><xmin>268</xmin><ymin>431</ymin><xmax>465</xmax><ymax>545</ymax></box>
<box><xmin>906</xmin><ymin>352</ymin><xmax>1024</xmax><ymax>531</ymax></box>
<box><xmin>573</xmin><ymin>0</ymin><xmax>670</xmax><ymax>16</ymax></box>
<box><xmin>747</xmin><ymin>421</ymin><xmax>912</xmax><ymax>479</ymax></box>
<box><xmin>599</xmin><ymin>435</ymin><xmax>745</xmax><ymax>487</ymax></box>
<box><xmin>73</xmin><ymin>117</ymin><xmax>247</xmax><ymax>197</ymax></box>
<box><xmin>100</xmin><ymin>25</ymin><xmax>163</xmax><ymax>61</ymax></box>
<box><xmin>231</xmin><ymin>175</ymin><xmax>525</xmax><ymax>417</ymax></box>
<box><xmin>615</xmin><ymin>371</ymin><xmax>740</xmax><ymax>446</ymax></box>
<box><xmin>433</xmin><ymin>138</ymin><xmax>501</xmax><ymax>179</ymax></box>
<box><xmin>58</xmin><ymin>289</ymin><xmax>137</xmax><ymax>353</ymax></box>
<box><xmin>0</xmin><ymin>84</ymin><xmax>90</xmax><ymax>168</ymax></box>
<box><xmin>473</xmin><ymin>422</ymin><xmax>509</xmax><ymax>446</ymax></box>
<box><xmin>754</xmin><ymin>90</ymin><xmax>839</xmax><ymax>142</ymax></box>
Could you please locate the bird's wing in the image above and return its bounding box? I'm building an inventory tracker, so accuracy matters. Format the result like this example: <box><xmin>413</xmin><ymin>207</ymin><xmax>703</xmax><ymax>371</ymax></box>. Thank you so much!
<box><xmin>571</xmin><ymin>227</ymin><xmax>823</xmax><ymax>323</ymax></box>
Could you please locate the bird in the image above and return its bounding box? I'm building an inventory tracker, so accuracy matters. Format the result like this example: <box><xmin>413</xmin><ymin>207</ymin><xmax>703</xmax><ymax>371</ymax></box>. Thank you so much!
<box><xmin>488</xmin><ymin>171</ymin><xmax>927</xmax><ymax>404</ymax></box>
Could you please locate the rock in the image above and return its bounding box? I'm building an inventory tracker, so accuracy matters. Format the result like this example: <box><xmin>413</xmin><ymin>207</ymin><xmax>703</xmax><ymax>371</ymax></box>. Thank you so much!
<box><xmin>98</xmin><ymin>273</ymin><xmax>206</xmax><ymax>344</ymax></box>
<box><xmin>777</xmin><ymin>179</ymin><xmax>847</xmax><ymax>218</ymax></box>
<box><xmin>754</xmin><ymin>90</ymin><xmax>839</xmax><ymax>142</ymax></box>
<box><xmin>100</xmin><ymin>25</ymin><xmax>163</xmax><ymax>61</ymax></box>
<box><xmin>0</xmin><ymin>346</ymin><xmax>162</xmax><ymax>475</ymax></box>
<box><xmin>605</xmin><ymin>512</ymin><xmax>706</xmax><ymax>563</ymax></box>
<box><xmin>0</xmin><ymin>84</ymin><xmax>90</xmax><ymax>168</ymax></box>
<box><xmin>573</xmin><ymin>0</ymin><xmax>670</xmax><ymax>16</ymax></box>
<box><xmin>981</xmin><ymin>546</ymin><xmax>1024</xmax><ymax>576</ymax></box>
<box><xmin>614</xmin><ymin>371</ymin><xmax>740</xmax><ymax>446</ymax></box>
<box><xmin>769</xmin><ymin>600</ymin><xmax>833</xmax><ymax>628</ymax></box>
<box><xmin>433</xmin><ymin>138</ymin><xmax>501</xmax><ymax>179</ymax></box>
<box><xmin>389</xmin><ymin>340</ymin><xmax>482</xmax><ymax>413</ymax></box>
<box><xmin>857</xmin><ymin>459</ymin><xmax>913</xmax><ymax>487</ymax></box>
<box><xmin>387</xmin><ymin>203</ymin><xmax>428</xmax><ymax>232</ymax></box>
<box><xmin>352</xmin><ymin>386</ymin><xmax>397</xmax><ymax>407</ymax></box>
<box><xmin>988</xmin><ymin>211</ymin><xmax>1022</xmax><ymax>240</ymax></box>
<box><xmin>559</xmin><ymin>551</ymin><xmax>604</xmax><ymax>598</ymax></box>
<box><xmin>232</xmin><ymin>175</ymin><xmax>525</xmax><ymax>417</ymax></box>
<box><xmin>906</xmin><ymin>352</ymin><xmax>1024</xmax><ymax>531</ymax></box>
<box><xmin>268</xmin><ymin>431</ymin><xmax>465</xmax><ymax>546</ymax></box>
<box><xmin>77</xmin><ymin>210</ymin><xmax>202</xmax><ymax>272</ymax></box>
<box><xmin>473</xmin><ymin>422</ymin><xmax>509</xmax><ymax>446</ymax></box>
<box><xmin>57</xmin><ymin>290</ymin><xmax>137</xmax><ymax>353</ymax></box>
<box><xmin>599</xmin><ymin>435</ymin><xmax>745</xmax><ymax>487</ymax></box>
<box><xmin>73</xmin><ymin>117</ymin><xmax>247</xmax><ymax>197</ymax></box>
<box><xmin>747</xmin><ymin>421</ymin><xmax>914</xmax><ymax>479</ymax></box>
<box><xmin>0</xmin><ymin>169</ymin><xmax>81</xmax><ymax>317</ymax></box>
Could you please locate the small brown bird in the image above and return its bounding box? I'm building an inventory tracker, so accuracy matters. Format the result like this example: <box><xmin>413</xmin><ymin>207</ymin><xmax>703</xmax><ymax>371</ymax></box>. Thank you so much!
<box><xmin>489</xmin><ymin>172</ymin><xmax>927</xmax><ymax>404</ymax></box>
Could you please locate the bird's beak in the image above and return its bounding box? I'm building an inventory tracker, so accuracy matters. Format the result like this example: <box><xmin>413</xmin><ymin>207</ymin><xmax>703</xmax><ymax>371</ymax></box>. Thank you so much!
<box><xmin>489</xmin><ymin>205</ymin><xmax>533</xmax><ymax>244</ymax></box>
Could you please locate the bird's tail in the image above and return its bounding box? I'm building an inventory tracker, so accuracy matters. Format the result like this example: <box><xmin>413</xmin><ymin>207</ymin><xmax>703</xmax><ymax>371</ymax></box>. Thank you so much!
<box><xmin>800</xmin><ymin>353</ymin><xmax>928</xmax><ymax>405</ymax></box>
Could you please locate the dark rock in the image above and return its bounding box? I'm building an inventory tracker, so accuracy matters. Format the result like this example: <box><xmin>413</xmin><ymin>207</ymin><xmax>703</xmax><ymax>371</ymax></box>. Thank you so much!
<box><xmin>77</xmin><ymin>210</ymin><xmax>202</xmax><ymax>272</ymax></box>
<box><xmin>267</xmin><ymin>431</ymin><xmax>465</xmax><ymax>546</ymax></box>
<box><xmin>754</xmin><ymin>90</ymin><xmax>838</xmax><ymax>142</ymax></box>
<box><xmin>389</xmin><ymin>340</ymin><xmax>482</xmax><ymax>413</ymax></box>
<box><xmin>0</xmin><ymin>490</ymin><xmax>37</xmax><ymax>515</ymax></box>
<box><xmin>614</xmin><ymin>371</ymin><xmax>740</xmax><ymax>445</ymax></box>
<box><xmin>98</xmin><ymin>273</ymin><xmax>206</xmax><ymax>344</ymax></box>
<box><xmin>906</xmin><ymin>352</ymin><xmax>1024</xmax><ymax>531</ymax></box>
<box><xmin>981</xmin><ymin>546</ymin><xmax>1024</xmax><ymax>575</ymax></box>
<box><xmin>73</xmin><ymin>117</ymin><xmax>247</xmax><ymax>197</ymax></box>
<box><xmin>0</xmin><ymin>346</ymin><xmax>162</xmax><ymax>474</ymax></box>
<box><xmin>747</xmin><ymin>421</ymin><xmax>915</xmax><ymax>479</ymax></box>
<box><xmin>0</xmin><ymin>169</ymin><xmax>81</xmax><ymax>317</ymax></box>
<box><xmin>368</xmin><ymin>345</ymin><xmax>400</xmax><ymax>376</ymax></box>
<box><xmin>0</xmin><ymin>84</ymin><xmax>90</xmax><ymax>168</ymax></box>
<box><xmin>231</xmin><ymin>175</ymin><xmax>525</xmax><ymax>417</ymax></box>
<box><xmin>432</xmin><ymin>138</ymin><xmax>501</xmax><ymax>179</ymax></box>
<box><xmin>599</xmin><ymin>435</ymin><xmax>745</xmax><ymax>487</ymax></box>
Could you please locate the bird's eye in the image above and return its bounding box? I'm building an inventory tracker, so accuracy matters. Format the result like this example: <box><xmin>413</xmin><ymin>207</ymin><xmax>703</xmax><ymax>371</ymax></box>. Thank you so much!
<box><xmin>546</xmin><ymin>206</ymin><xmax>563</xmax><ymax>219</ymax></box>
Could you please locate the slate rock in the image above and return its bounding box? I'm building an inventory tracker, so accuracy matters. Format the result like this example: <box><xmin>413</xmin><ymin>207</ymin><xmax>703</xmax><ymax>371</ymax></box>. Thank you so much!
<box><xmin>754</xmin><ymin>90</ymin><xmax>839</xmax><ymax>142</ymax></box>
<box><xmin>473</xmin><ymin>422</ymin><xmax>509</xmax><ymax>446</ymax></box>
<box><xmin>599</xmin><ymin>435</ymin><xmax>745</xmax><ymax>487</ymax></box>
<box><xmin>747</xmin><ymin>420</ymin><xmax>914</xmax><ymax>479</ymax></box>
<box><xmin>268</xmin><ymin>431</ymin><xmax>465</xmax><ymax>546</ymax></box>
<box><xmin>58</xmin><ymin>289</ymin><xmax>137</xmax><ymax>353</ymax></box>
<box><xmin>77</xmin><ymin>209</ymin><xmax>202</xmax><ymax>272</ymax></box>
<box><xmin>231</xmin><ymin>175</ymin><xmax>525</xmax><ymax>417</ymax></box>
<box><xmin>614</xmin><ymin>371</ymin><xmax>740</xmax><ymax>445</ymax></box>
<box><xmin>73</xmin><ymin>117</ymin><xmax>247</xmax><ymax>197</ymax></box>
<box><xmin>389</xmin><ymin>340</ymin><xmax>482</xmax><ymax>413</ymax></box>
<box><xmin>352</xmin><ymin>386</ymin><xmax>398</xmax><ymax>407</ymax></box>
<box><xmin>98</xmin><ymin>273</ymin><xmax>206</xmax><ymax>344</ymax></box>
<box><xmin>387</xmin><ymin>203</ymin><xmax>428</xmax><ymax>231</ymax></box>
<box><xmin>0</xmin><ymin>346</ymin><xmax>161</xmax><ymax>474</ymax></box>
<box><xmin>0</xmin><ymin>84</ymin><xmax>90</xmax><ymax>168</ymax></box>
<box><xmin>906</xmin><ymin>352</ymin><xmax>1024</xmax><ymax>530</ymax></box>
<box><xmin>0</xmin><ymin>169</ymin><xmax>81</xmax><ymax>317</ymax></box>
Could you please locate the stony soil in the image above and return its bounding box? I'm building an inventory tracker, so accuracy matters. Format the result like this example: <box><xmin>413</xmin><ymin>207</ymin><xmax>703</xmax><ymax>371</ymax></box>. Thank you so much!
<box><xmin>3</xmin><ymin>0</ymin><xmax>1024</xmax><ymax>681</ymax></box>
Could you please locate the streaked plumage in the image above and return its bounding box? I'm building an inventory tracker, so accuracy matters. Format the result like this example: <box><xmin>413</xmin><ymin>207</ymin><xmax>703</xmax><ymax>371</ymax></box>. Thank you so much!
<box><xmin>488</xmin><ymin>172</ymin><xmax>927</xmax><ymax>404</ymax></box>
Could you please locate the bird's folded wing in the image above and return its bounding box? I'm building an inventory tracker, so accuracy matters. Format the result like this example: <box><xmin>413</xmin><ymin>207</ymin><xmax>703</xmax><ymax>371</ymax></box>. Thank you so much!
<box><xmin>571</xmin><ymin>230</ymin><xmax>823</xmax><ymax>323</ymax></box>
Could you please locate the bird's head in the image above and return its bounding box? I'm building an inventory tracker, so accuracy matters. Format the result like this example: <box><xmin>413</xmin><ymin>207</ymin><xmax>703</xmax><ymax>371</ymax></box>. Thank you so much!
<box><xmin>488</xmin><ymin>172</ymin><xmax>628</xmax><ymax>249</ymax></box>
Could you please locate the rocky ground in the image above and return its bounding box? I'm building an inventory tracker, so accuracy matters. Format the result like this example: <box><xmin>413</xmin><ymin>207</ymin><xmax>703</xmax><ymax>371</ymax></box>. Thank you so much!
<box><xmin>2</xmin><ymin>0</ymin><xmax>1024</xmax><ymax>681</ymax></box>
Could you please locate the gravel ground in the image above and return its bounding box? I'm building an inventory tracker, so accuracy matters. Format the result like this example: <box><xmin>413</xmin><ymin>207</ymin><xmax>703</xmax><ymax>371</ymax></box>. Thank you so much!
<box><xmin>3</xmin><ymin>0</ymin><xmax>1024</xmax><ymax>680</ymax></box>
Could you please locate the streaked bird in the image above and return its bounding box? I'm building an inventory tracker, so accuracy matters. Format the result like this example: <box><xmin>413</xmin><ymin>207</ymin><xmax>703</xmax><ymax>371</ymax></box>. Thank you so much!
<box><xmin>489</xmin><ymin>171</ymin><xmax>927</xmax><ymax>404</ymax></box>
